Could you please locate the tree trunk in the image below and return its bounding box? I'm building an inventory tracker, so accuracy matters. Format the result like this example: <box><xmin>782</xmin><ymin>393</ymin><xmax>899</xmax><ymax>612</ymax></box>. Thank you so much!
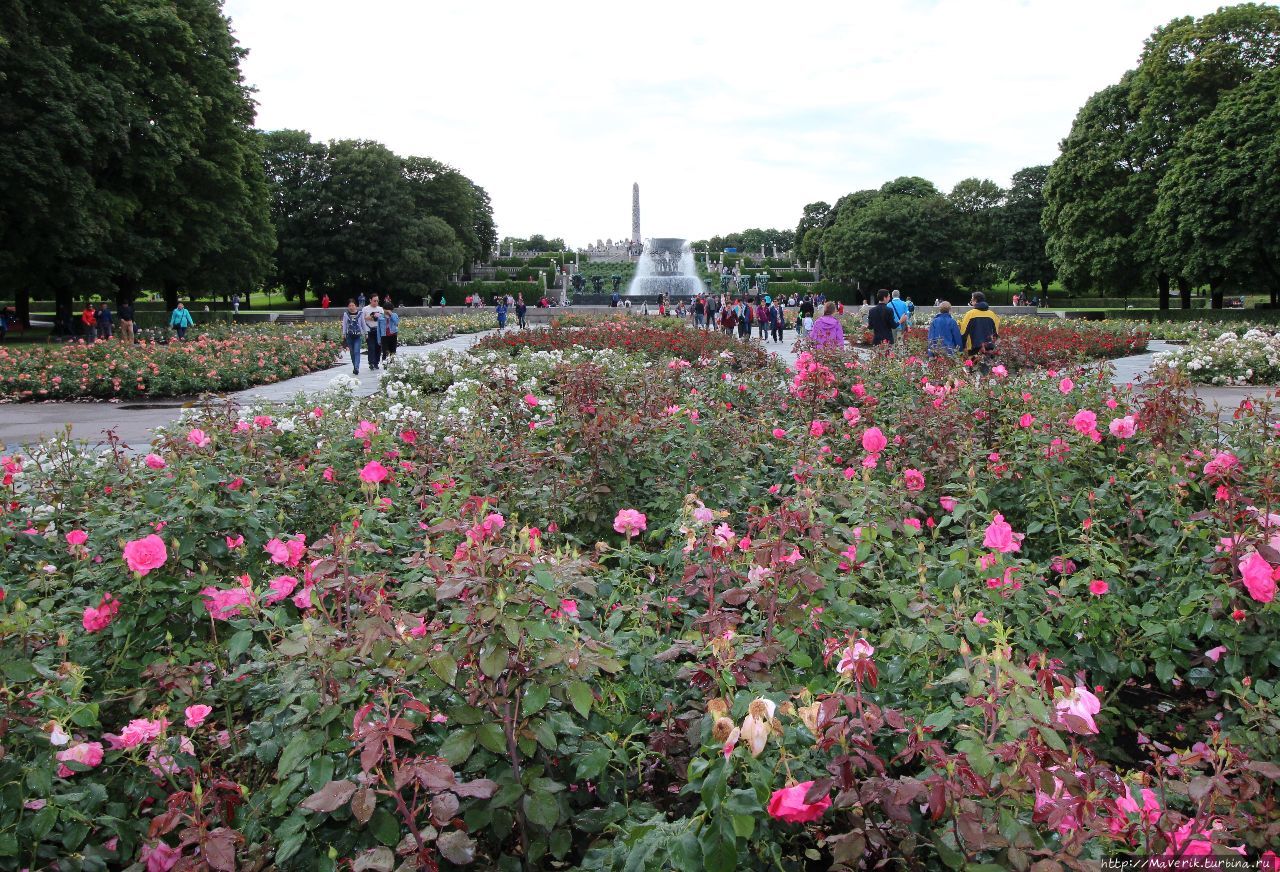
<box><xmin>1157</xmin><ymin>274</ymin><xmax>1170</xmax><ymax>310</ymax></box>
<box><xmin>1040</xmin><ymin>278</ymin><xmax>1049</xmax><ymax>295</ymax></box>
<box><xmin>163</xmin><ymin>280</ymin><xmax>180</xmax><ymax>312</ymax></box>
<box><xmin>15</xmin><ymin>287</ymin><xmax>30</xmax><ymax>329</ymax></box>
<box><xmin>1209</xmin><ymin>279</ymin><xmax>1224</xmax><ymax>310</ymax></box>
<box><xmin>54</xmin><ymin>286</ymin><xmax>74</xmax><ymax>336</ymax></box>
<box><xmin>114</xmin><ymin>275</ymin><xmax>139</xmax><ymax>308</ymax></box>
<box><xmin>1177</xmin><ymin>277</ymin><xmax>1191</xmax><ymax>309</ymax></box>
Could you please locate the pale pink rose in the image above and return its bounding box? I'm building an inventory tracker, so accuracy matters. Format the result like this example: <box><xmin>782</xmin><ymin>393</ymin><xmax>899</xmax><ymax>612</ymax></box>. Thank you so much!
<box><xmin>184</xmin><ymin>705</ymin><xmax>213</xmax><ymax>728</ymax></box>
<box><xmin>56</xmin><ymin>741</ymin><xmax>105</xmax><ymax>777</ymax></box>
<box><xmin>123</xmin><ymin>534</ymin><xmax>168</xmax><ymax>575</ymax></box>
<box><xmin>140</xmin><ymin>841</ymin><xmax>182</xmax><ymax>872</ymax></box>
<box><xmin>118</xmin><ymin>717</ymin><xmax>168</xmax><ymax>749</ymax></box>
<box><xmin>613</xmin><ymin>508</ymin><xmax>647</xmax><ymax>539</ymax></box>
<box><xmin>1108</xmin><ymin>416</ymin><xmax>1137</xmax><ymax>438</ymax></box>
<box><xmin>200</xmin><ymin>585</ymin><xmax>254</xmax><ymax>620</ymax></box>
<box><xmin>353</xmin><ymin>420</ymin><xmax>377</xmax><ymax>439</ymax></box>
<box><xmin>767</xmin><ymin>781</ymin><xmax>832</xmax><ymax>823</ymax></box>
<box><xmin>186</xmin><ymin>428</ymin><xmax>211</xmax><ymax>448</ymax></box>
<box><xmin>291</xmin><ymin>582</ymin><xmax>316</xmax><ymax>609</ymax></box>
<box><xmin>973</xmin><ymin>611</ymin><xmax>990</xmax><ymax>626</ymax></box>
<box><xmin>982</xmin><ymin>513</ymin><xmax>1022</xmax><ymax>553</ymax></box>
<box><xmin>692</xmin><ymin>506</ymin><xmax>714</xmax><ymax>524</ymax></box>
<box><xmin>740</xmin><ymin>713</ymin><xmax>769</xmax><ymax>757</ymax></box>
<box><xmin>264</xmin><ymin>574</ymin><xmax>300</xmax><ymax>604</ymax></box>
<box><xmin>1055</xmin><ymin>686</ymin><xmax>1101</xmax><ymax>734</ymax></box>
<box><xmin>992</xmin><ymin>365</ymin><xmax>1008</xmax><ymax>378</ymax></box>
<box><xmin>903</xmin><ymin>469</ymin><xmax>925</xmax><ymax>492</ymax></box>
<box><xmin>147</xmin><ymin>735</ymin><xmax>195</xmax><ymax>776</ymax></box>
<box><xmin>66</xmin><ymin>529</ymin><xmax>88</xmax><ymax>547</ymax></box>
<box><xmin>1204</xmin><ymin>645</ymin><xmax>1227</xmax><ymax>663</ymax></box>
<box><xmin>861</xmin><ymin>427</ymin><xmax>887</xmax><ymax>454</ymax></box>
<box><xmin>1203</xmin><ymin>451</ymin><xmax>1239</xmax><ymax>478</ymax></box>
<box><xmin>144</xmin><ymin>453</ymin><xmax>167</xmax><ymax>470</ymax></box>
<box><xmin>836</xmin><ymin>639</ymin><xmax>875</xmax><ymax>673</ymax></box>
<box><xmin>1058</xmin><ymin>378</ymin><xmax>1074</xmax><ymax>394</ymax></box>
<box><xmin>359</xmin><ymin>460</ymin><xmax>389</xmax><ymax>484</ymax></box>
<box><xmin>1239</xmin><ymin>551</ymin><xmax>1277</xmax><ymax>603</ymax></box>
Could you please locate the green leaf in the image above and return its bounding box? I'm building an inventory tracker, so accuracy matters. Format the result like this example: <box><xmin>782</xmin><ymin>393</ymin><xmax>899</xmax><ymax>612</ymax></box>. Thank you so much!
<box><xmin>923</xmin><ymin>708</ymin><xmax>954</xmax><ymax>731</ymax></box>
<box><xmin>567</xmin><ymin>681</ymin><xmax>593</xmax><ymax>718</ymax></box>
<box><xmin>523</xmin><ymin>791</ymin><xmax>559</xmax><ymax>829</ymax></box>
<box><xmin>227</xmin><ymin>629</ymin><xmax>254</xmax><ymax>661</ymax></box>
<box><xmin>477</xmin><ymin>722</ymin><xmax>507</xmax><ymax>754</ymax></box>
<box><xmin>730</xmin><ymin>813</ymin><xmax>755</xmax><ymax>838</ymax></box>
<box><xmin>276</xmin><ymin>732</ymin><xmax>315</xmax><ymax>778</ymax></box>
<box><xmin>522</xmin><ymin>684</ymin><xmax>550</xmax><ymax>717</ymax></box>
<box><xmin>438</xmin><ymin>729</ymin><xmax>477</xmax><ymax>766</ymax></box>
<box><xmin>28</xmin><ymin>805</ymin><xmax>58</xmax><ymax>841</ymax></box>
<box><xmin>479</xmin><ymin>645</ymin><xmax>508</xmax><ymax>679</ymax></box>
<box><xmin>575</xmin><ymin>746</ymin><xmax>611</xmax><ymax>780</ymax></box>
<box><xmin>274</xmin><ymin>832</ymin><xmax>306</xmax><ymax>865</ymax></box>
<box><xmin>1039</xmin><ymin>726</ymin><xmax>1067</xmax><ymax>752</ymax></box>
<box><xmin>369</xmin><ymin>808</ymin><xmax>401</xmax><ymax>846</ymax></box>
<box><xmin>429</xmin><ymin>653</ymin><xmax>458</xmax><ymax>686</ymax></box>
<box><xmin>533</xmin><ymin>566</ymin><xmax>557</xmax><ymax>591</ymax></box>
<box><xmin>701</xmin><ymin>832</ymin><xmax>737</xmax><ymax>872</ymax></box>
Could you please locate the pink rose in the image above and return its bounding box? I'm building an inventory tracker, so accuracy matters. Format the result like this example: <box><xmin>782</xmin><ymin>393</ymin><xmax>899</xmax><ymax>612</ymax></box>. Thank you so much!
<box><xmin>523</xmin><ymin>394</ymin><xmax>539</xmax><ymax>407</ymax></box>
<box><xmin>992</xmin><ymin>365</ymin><xmax>1008</xmax><ymax>378</ymax></box>
<box><xmin>225</xmin><ymin>534</ymin><xmax>244</xmax><ymax>549</ymax></box>
<box><xmin>82</xmin><ymin>592</ymin><xmax>120</xmax><ymax>633</ymax></box>
<box><xmin>144</xmin><ymin>453</ymin><xmax>167</xmax><ymax>470</ymax></box>
<box><xmin>771</xmin><ymin>428</ymin><xmax>787</xmax><ymax>438</ymax></box>
<box><xmin>559</xmin><ymin>599</ymin><xmax>578</xmax><ymax>617</ymax></box>
<box><xmin>200</xmin><ymin>585</ymin><xmax>255</xmax><ymax>620</ymax></box>
<box><xmin>1019</xmin><ymin>413</ymin><xmax>1035</xmax><ymax>428</ymax></box>
<box><xmin>253</xmin><ymin>415</ymin><xmax>273</xmax><ymax>429</ymax></box>
<box><xmin>766</xmin><ymin>781</ymin><xmax>832</xmax><ymax>823</ymax></box>
<box><xmin>56</xmin><ymin>741</ymin><xmax>104</xmax><ymax>777</ymax></box>
<box><xmin>1055</xmin><ymin>686</ymin><xmax>1101</xmax><ymax>734</ymax></box>
<box><xmin>1071</xmin><ymin>409</ymin><xmax>1097</xmax><ymax>435</ymax></box>
<box><xmin>186</xmin><ymin>428</ymin><xmax>211</xmax><ymax>448</ymax></box>
<box><xmin>1204</xmin><ymin>645</ymin><xmax>1227</xmax><ymax>663</ymax></box>
<box><xmin>613</xmin><ymin>508</ymin><xmax>647</xmax><ymax>540</ymax></box>
<box><xmin>1239</xmin><ymin>551</ymin><xmax>1277</xmax><ymax>603</ymax></box>
<box><xmin>982</xmin><ymin>513</ymin><xmax>1023</xmax><ymax>553</ymax></box>
<box><xmin>861</xmin><ymin>427</ymin><xmax>887</xmax><ymax>455</ymax></box>
<box><xmin>139</xmin><ymin>841</ymin><xmax>182</xmax><ymax>872</ymax></box>
<box><xmin>903</xmin><ymin>469</ymin><xmax>925</xmax><ymax>492</ymax></box>
<box><xmin>184</xmin><ymin>705</ymin><xmax>213</xmax><ymax>728</ymax></box>
<box><xmin>400</xmin><ymin>429</ymin><xmax>417</xmax><ymax>444</ymax></box>
<box><xmin>1203</xmin><ymin>451</ymin><xmax>1239</xmax><ymax>478</ymax></box>
<box><xmin>1058</xmin><ymin>377</ymin><xmax>1074</xmax><ymax>394</ymax></box>
<box><xmin>939</xmin><ymin>496</ymin><xmax>957</xmax><ymax>512</ymax></box>
<box><xmin>66</xmin><ymin>529</ymin><xmax>88</xmax><ymax>547</ymax></box>
<box><xmin>359</xmin><ymin>460</ymin><xmax>389</xmax><ymax>484</ymax></box>
<box><xmin>1088</xmin><ymin>579</ymin><xmax>1110</xmax><ymax>596</ymax></box>
<box><xmin>264</xmin><ymin>574</ymin><xmax>300</xmax><ymax>604</ymax></box>
<box><xmin>1108</xmin><ymin>416</ymin><xmax>1137</xmax><ymax>438</ymax></box>
<box><xmin>117</xmin><ymin>717</ymin><xmax>168</xmax><ymax>749</ymax></box>
<box><xmin>123</xmin><ymin>534</ymin><xmax>168</xmax><ymax>575</ymax></box>
<box><xmin>973</xmin><ymin>611</ymin><xmax>990</xmax><ymax>626</ymax></box>
<box><xmin>353</xmin><ymin>420</ymin><xmax>377</xmax><ymax>439</ymax></box>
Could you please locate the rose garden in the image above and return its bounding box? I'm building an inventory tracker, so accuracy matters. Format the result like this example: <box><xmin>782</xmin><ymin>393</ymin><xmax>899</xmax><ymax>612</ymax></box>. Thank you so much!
<box><xmin>2</xmin><ymin>310</ymin><xmax>1279</xmax><ymax>870</ymax></box>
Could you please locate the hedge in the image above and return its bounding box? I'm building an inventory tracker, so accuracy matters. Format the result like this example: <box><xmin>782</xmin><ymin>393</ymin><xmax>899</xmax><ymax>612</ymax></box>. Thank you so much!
<box><xmin>1098</xmin><ymin>308</ymin><xmax>1280</xmax><ymax>324</ymax></box>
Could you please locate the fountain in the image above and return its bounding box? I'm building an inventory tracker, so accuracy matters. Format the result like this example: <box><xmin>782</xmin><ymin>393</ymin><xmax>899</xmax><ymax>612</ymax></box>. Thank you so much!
<box><xmin>626</xmin><ymin>238</ymin><xmax>705</xmax><ymax>298</ymax></box>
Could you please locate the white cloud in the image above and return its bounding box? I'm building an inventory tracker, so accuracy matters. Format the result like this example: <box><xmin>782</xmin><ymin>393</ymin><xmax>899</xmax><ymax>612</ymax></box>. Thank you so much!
<box><xmin>225</xmin><ymin>0</ymin><xmax>1223</xmax><ymax>247</ymax></box>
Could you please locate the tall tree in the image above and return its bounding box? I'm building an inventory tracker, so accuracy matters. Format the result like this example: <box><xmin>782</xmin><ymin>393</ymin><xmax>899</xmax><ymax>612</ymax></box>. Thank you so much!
<box><xmin>1154</xmin><ymin>67</ymin><xmax>1280</xmax><ymax>306</ymax></box>
<box><xmin>822</xmin><ymin>177</ymin><xmax>954</xmax><ymax>296</ymax></box>
<box><xmin>260</xmin><ymin>129</ymin><xmax>329</xmax><ymax>301</ymax></box>
<box><xmin>947</xmin><ymin>178</ymin><xmax>1005</xmax><ymax>291</ymax></box>
<box><xmin>999</xmin><ymin>166</ymin><xmax>1056</xmax><ymax>294</ymax></box>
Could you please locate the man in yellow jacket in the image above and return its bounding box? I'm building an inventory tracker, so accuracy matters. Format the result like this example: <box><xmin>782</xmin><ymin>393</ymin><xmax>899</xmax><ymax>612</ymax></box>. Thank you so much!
<box><xmin>959</xmin><ymin>292</ymin><xmax>1000</xmax><ymax>354</ymax></box>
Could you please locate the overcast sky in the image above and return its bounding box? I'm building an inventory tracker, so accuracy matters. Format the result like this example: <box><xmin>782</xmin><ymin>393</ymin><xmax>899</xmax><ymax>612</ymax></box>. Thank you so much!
<box><xmin>224</xmin><ymin>0</ymin><xmax>1222</xmax><ymax>249</ymax></box>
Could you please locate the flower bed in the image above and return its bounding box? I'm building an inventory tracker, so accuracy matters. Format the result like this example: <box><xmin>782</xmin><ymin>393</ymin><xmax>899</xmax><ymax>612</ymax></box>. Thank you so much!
<box><xmin>2</xmin><ymin>319</ymin><xmax>1279</xmax><ymax>869</ymax></box>
<box><xmin>0</xmin><ymin>333</ymin><xmax>340</xmax><ymax>401</ymax></box>
<box><xmin>475</xmin><ymin>319</ymin><xmax>771</xmax><ymax>368</ymax></box>
<box><xmin>866</xmin><ymin>317</ymin><xmax>1149</xmax><ymax>369</ymax></box>
<box><xmin>1152</xmin><ymin>328</ymin><xmax>1280</xmax><ymax>385</ymax></box>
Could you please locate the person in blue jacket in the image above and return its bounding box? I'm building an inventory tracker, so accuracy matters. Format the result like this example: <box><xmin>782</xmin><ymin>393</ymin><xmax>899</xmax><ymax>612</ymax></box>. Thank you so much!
<box><xmin>495</xmin><ymin>297</ymin><xmax>509</xmax><ymax>329</ymax></box>
<box><xmin>926</xmin><ymin>301</ymin><xmax>962</xmax><ymax>356</ymax></box>
<box><xmin>169</xmin><ymin>302</ymin><xmax>194</xmax><ymax>340</ymax></box>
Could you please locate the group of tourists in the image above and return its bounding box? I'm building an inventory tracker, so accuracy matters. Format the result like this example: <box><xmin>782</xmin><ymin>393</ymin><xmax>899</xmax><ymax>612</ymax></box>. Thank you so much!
<box><xmin>341</xmin><ymin>294</ymin><xmax>401</xmax><ymax>375</ymax></box>
<box><xmin>492</xmin><ymin>293</ymin><xmax>529</xmax><ymax>330</ymax></box>
<box><xmin>862</xmin><ymin>289</ymin><xmax>1000</xmax><ymax>364</ymax></box>
<box><xmin>72</xmin><ymin>301</ymin><xmax>139</xmax><ymax>342</ymax></box>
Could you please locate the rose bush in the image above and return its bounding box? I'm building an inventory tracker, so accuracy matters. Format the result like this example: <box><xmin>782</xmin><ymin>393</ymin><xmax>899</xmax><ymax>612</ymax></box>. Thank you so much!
<box><xmin>1152</xmin><ymin>328</ymin><xmax>1280</xmax><ymax>385</ymax></box>
<box><xmin>1</xmin><ymin>316</ymin><xmax>1278</xmax><ymax>870</ymax></box>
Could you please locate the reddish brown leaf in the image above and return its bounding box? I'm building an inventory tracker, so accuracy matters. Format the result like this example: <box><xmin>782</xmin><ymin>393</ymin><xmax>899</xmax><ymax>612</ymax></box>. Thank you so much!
<box><xmin>301</xmin><ymin>779</ymin><xmax>357</xmax><ymax>813</ymax></box>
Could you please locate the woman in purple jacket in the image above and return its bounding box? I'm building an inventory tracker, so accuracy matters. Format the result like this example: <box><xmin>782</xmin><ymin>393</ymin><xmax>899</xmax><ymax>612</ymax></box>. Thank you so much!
<box><xmin>809</xmin><ymin>302</ymin><xmax>845</xmax><ymax>349</ymax></box>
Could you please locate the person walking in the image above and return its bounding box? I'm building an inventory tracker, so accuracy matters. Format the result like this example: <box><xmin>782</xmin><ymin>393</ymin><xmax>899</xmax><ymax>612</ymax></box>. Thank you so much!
<box><xmin>889</xmin><ymin>290</ymin><xmax>911</xmax><ymax>341</ymax></box>
<box><xmin>81</xmin><ymin>303</ymin><xmax>97</xmax><ymax>339</ymax></box>
<box><xmin>926</xmin><ymin>301</ymin><xmax>962</xmax><ymax>356</ymax></box>
<box><xmin>439</xmin><ymin>294</ymin><xmax>447</xmax><ymax>308</ymax></box>
<box><xmin>232</xmin><ymin>293</ymin><xmax>241</xmax><ymax>314</ymax></box>
<box><xmin>798</xmin><ymin>295</ymin><xmax>815</xmax><ymax>338</ymax></box>
<box><xmin>169</xmin><ymin>302</ymin><xmax>193</xmax><ymax>340</ymax></box>
<box><xmin>117</xmin><ymin>299</ymin><xmax>135</xmax><ymax>343</ymax></box>
<box><xmin>495</xmin><ymin>296</ymin><xmax>509</xmax><ymax>329</ymax></box>
<box><xmin>809</xmin><ymin>302</ymin><xmax>845</xmax><ymax>349</ymax></box>
<box><xmin>361</xmin><ymin>294</ymin><xmax>384</xmax><ymax>370</ymax></box>
<box><xmin>320</xmin><ymin>294</ymin><xmax>329</xmax><ymax>310</ymax></box>
<box><xmin>382</xmin><ymin>301</ymin><xmax>399</xmax><ymax>362</ymax></box>
<box><xmin>516</xmin><ymin>294</ymin><xmax>528</xmax><ymax>329</ymax></box>
<box><xmin>867</xmin><ymin>290</ymin><xmax>896</xmax><ymax>346</ymax></box>
<box><xmin>756</xmin><ymin>300</ymin><xmax>769</xmax><ymax>340</ymax></box>
<box><xmin>95</xmin><ymin>303</ymin><xmax>113</xmax><ymax>340</ymax></box>
<box><xmin>768</xmin><ymin>299</ymin><xmax>784</xmax><ymax>343</ymax></box>
<box><xmin>357</xmin><ymin>292</ymin><xmax>367</xmax><ymax>308</ymax></box>
<box><xmin>342</xmin><ymin>300</ymin><xmax>364</xmax><ymax>374</ymax></box>
<box><xmin>959</xmin><ymin>292</ymin><xmax>1000</xmax><ymax>373</ymax></box>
